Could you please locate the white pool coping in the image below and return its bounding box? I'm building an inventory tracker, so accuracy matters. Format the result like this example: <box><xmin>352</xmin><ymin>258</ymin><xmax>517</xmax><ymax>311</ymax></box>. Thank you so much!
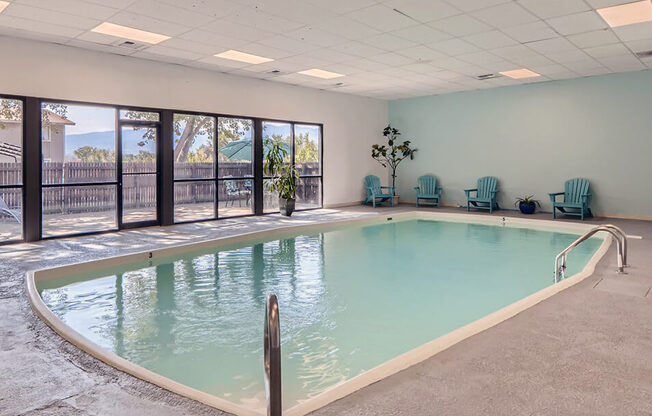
<box><xmin>26</xmin><ymin>211</ymin><xmax>612</xmax><ymax>416</ymax></box>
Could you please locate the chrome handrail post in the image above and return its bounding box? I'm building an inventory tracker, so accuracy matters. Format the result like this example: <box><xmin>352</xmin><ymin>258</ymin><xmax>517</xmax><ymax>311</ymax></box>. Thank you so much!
<box><xmin>264</xmin><ymin>293</ymin><xmax>282</xmax><ymax>416</ymax></box>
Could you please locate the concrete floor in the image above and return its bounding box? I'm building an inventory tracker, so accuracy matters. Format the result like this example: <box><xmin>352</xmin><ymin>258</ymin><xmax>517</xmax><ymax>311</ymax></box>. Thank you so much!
<box><xmin>1</xmin><ymin>205</ymin><xmax>651</xmax><ymax>415</ymax></box>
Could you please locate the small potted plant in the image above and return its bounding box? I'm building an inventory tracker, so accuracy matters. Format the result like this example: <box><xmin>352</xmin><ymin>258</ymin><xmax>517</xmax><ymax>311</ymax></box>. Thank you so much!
<box><xmin>371</xmin><ymin>124</ymin><xmax>417</xmax><ymax>202</ymax></box>
<box><xmin>264</xmin><ymin>136</ymin><xmax>300</xmax><ymax>216</ymax></box>
<box><xmin>515</xmin><ymin>195</ymin><xmax>541</xmax><ymax>214</ymax></box>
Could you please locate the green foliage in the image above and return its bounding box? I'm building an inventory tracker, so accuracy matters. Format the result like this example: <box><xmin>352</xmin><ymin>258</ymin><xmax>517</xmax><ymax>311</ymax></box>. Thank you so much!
<box><xmin>264</xmin><ymin>136</ymin><xmax>299</xmax><ymax>200</ymax></box>
<box><xmin>72</xmin><ymin>146</ymin><xmax>115</xmax><ymax>162</ymax></box>
<box><xmin>514</xmin><ymin>195</ymin><xmax>541</xmax><ymax>207</ymax></box>
<box><xmin>371</xmin><ymin>124</ymin><xmax>417</xmax><ymax>191</ymax></box>
<box><xmin>123</xmin><ymin>150</ymin><xmax>156</xmax><ymax>163</ymax></box>
<box><xmin>294</xmin><ymin>132</ymin><xmax>318</xmax><ymax>163</ymax></box>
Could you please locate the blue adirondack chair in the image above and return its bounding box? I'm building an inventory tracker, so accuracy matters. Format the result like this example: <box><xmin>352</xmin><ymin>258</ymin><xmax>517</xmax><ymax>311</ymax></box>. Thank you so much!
<box><xmin>363</xmin><ymin>175</ymin><xmax>394</xmax><ymax>208</ymax></box>
<box><xmin>465</xmin><ymin>176</ymin><xmax>499</xmax><ymax>213</ymax></box>
<box><xmin>414</xmin><ymin>175</ymin><xmax>442</xmax><ymax>207</ymax></box>
<box><xmin>549</xmin><ymin>178</ymin><xmax>593</xmax><ymax>220</ymax></box>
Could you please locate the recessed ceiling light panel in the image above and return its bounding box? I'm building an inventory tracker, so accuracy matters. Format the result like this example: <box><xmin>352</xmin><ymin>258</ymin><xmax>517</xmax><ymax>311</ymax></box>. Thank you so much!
<box><xmin>297</xmin><ymin>69</ymin><xmax>345</xmax><ymax>79</ymax></box>
<box><xmin>214</xmin><ymin>50</ymin><xmax>273</xmax><ymax>64</ymax></box>
<box><xmin>499</xmin><ymin>68</ymin><xmax>541</xmax><ymax>79</ymax></box>
<box><xmin>91</xmin><ymin>22</ymin><xmax>170</xmax><ymax>44</ymax></box>
<box><xmin>0</xmin><ymin>1</ymin><xmax>9</xmax><ymax>13</ymax></box>
<box><xmin>597</xmin><ymin>0</ymin><xmax>652</xmax><ymax>28</ymax></box>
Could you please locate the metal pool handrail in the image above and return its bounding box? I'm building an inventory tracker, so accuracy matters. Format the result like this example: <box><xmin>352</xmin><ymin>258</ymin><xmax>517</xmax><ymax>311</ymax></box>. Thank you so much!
<box><xmin>265</xmin><ymin>293</ymin><xmax>282</xmax><ymax>416</ymax></box>
<box><xmin>554</xmin><ymin>225</ymin><xmax>628</xmax><ymax>283</ymax></box>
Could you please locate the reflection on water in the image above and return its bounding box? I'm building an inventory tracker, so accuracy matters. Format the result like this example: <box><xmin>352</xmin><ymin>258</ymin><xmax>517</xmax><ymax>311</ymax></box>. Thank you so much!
<box><xmin>40</xmin><ymin>220</ymin><xmax>602</xmax><ymax>410</ymax></box>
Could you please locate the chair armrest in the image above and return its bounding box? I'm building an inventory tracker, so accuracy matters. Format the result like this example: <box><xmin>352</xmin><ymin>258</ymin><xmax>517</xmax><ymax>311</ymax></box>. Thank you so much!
<box><xmin>549</xmin><ymin>192</ymin><xmax>564</xmax><ymax>202</ymax></box>
<box><xmin>436</xmin><ymin>187</ymin><xmax>442</xmax><ymax>195</ymax></box>
<box><xmin>381</xmin><ymin>186</ymin><xmax>395</xmax><ymax>194</ymax></box>
<box><xmin>581</xmin><ymin>193</ymin><xmax>591</xmax><ymax>202</ymax></box>
<box><xmin>464</xmin><ymin>188</ymin><xmax>477</xmax><ymax>197</ymax></box>
<box><xmin>414</xmin><ymin>187</ymin><xmax>420</xmax><ymax>194</ymax></box>
<box><xmin>490</xmin><ymin>190</ymin><xmax>499</xmax><ymax>195</ymax></box>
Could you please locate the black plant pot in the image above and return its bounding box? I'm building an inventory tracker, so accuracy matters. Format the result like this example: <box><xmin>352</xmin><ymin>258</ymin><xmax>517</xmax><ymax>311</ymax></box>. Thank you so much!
<box><xmin>519</xmin><ymin>202</ymin><xmax>536</xmax><ymax>214</ymax></box>
<box><xmin>279</xmin><ymin>197</ymin><xmax>296</xmax><ymax>217</ymax></box>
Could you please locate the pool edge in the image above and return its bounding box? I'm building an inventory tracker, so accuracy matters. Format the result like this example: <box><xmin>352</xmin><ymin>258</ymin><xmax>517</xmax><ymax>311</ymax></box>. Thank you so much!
<box><xmin>25</xmin><ymin>211</ymin><xmax>610</xmax><ymax>416</ymax></box>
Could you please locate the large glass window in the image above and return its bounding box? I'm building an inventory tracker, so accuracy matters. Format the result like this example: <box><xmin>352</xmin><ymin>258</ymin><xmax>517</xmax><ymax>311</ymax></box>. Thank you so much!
<box><xmin>263</xmin><ymin>121</ymin><xmax>322</xmax><ymax>213</ymax></box>
<box><xmin>41</xmin><ymin>103</ymin><xmax>118</xmax><ymax>237</ymax></box>
<box><xmin>0</xmin><ymin>97</ymin><xmax>23</xmax><ymax>242</ymax></box>
<box><xmin>173</xmin><ymin>113</ymin><xmax>216</xmax><ymax>222</ymax></box>
<box><xmin>218</xmin><ymin>117</ymin><xmax>253</xmax><ymax>218</ymax></box>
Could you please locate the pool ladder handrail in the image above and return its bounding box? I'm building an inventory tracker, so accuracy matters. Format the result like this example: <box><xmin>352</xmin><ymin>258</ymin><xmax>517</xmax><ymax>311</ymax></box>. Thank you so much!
<box><xmin>554</xmin><ymin>224</ymin><xmax>628</xmax><ymax>283</ymax></box>
<box><xmin>265</xmin><ymin>293</ymin><xmax>282</xmax><ymax>416</ymax></box>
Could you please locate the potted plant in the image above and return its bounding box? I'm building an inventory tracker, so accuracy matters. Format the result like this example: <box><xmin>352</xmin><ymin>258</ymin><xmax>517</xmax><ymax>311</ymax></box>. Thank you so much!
<box><xmin>371</xmin><ymin>124</ymin><xmax>417</xmax><ymax>203</ymax></box>
<box><xmin>264</xmin><ymin>136</ymin><xmax>300</xmax><ymax>216</ymax></box>
<box><xmin>515</xmin><ymin>195</ymin><xmax>541</xmax><ymax>214</ymax></box>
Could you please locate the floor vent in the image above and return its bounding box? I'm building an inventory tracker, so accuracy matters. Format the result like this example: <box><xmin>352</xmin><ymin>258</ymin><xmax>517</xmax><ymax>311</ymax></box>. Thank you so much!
<box><xmin>635</xmin><ymin>50</ymin><xmax>652</xmax><ymax>58</ymax></box>
<box><xmin>475</xmin><ymin>73</ymin><xmax>501</xmax><ymax>80</ymax></box>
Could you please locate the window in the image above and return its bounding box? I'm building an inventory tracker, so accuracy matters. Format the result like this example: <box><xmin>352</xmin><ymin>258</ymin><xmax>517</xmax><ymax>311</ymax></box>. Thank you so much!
<box><xmin>173</xmin><ymin>113</ymin><xmax>217</xmax><ymax>222</ymax></box>
<box><xmin>218</xmin><ymin>117</ymin><xmax>253</xmax><ymax>218</ymax></box>
<box><xmin>0</xmin><ymin>97</ymin><xmax>23</xmax><ymax>242</ymax></box>
<box><xmin>262</xmin><ymin>121</ymin><xmax>322</xmax><ymax>213</ymax></box>
<box><xmin>41</xmin><ymin>103</ymin><xmax>118</xmax><ymax>237</ymax></box>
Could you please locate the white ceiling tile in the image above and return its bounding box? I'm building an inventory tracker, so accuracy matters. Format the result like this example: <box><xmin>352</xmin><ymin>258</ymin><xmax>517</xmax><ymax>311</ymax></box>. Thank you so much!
<box><xmin>155</xmin><ymin>0</ymin><xmax>243</xmax><ymax>19</ymax></box>
<box><xmin>178</xmin><ymin>29</ymin><xmax>249</xmax><ymax>49</ymax></box>
<box><xmin>563</xmin><ymin>58</ymin><xmax>603</xmax><ymax>71</ymax></box>
<box><xmin>201</xmin><ymin>19</ymin><xmax>274</xmax><ymax>42</ymax></box>
<box><xmin>391</xmin><ymin>25</ymin><xmax>452</xmax><ymax>44</ymax></box>
<box><xmin>456</xmin><ymin>50</ymin><xmax>505</xmax><ymax>66</ymax></box>
<box><xmin>462</xmin><ymin>30</ymin><xmax>518</xmax><ymax>49</ymax></box>
<box><xmin>3</xmin><ymin>3</ymin><xmax>100</xmax><ymax>30</ymax></box>
<box><xmin>65</xmin><ymin>38</ymin><xmax>137</xmax><ymax>55</ymax></box>
<box><xmin>138</xmin><ymin>45</ymin><xmax>204</xmax><ymax>61</ymax></box>
<box><xmin>236</xmin><ymin>42</ymin><xmax>297</xmax><ymax>59</ymax></box>
<box><xmin>158</xmin><ymin>38</ymin><xmax>221</xmax><ymax>55</ymax></box>
<box><xmin>612</xmin><ymin>21</ymin><xmax>652</xmax><ymax>42</ymax></box>
<box><xmin>584</xmin><ymin>43</ymin><xmax>632</xmax><ymax>59</ymax></box>
<box><xmin>347</xmin><ymin>58</ymin><xmax>392</xmax><ymax>72</ymax></box>
<box><xmin>304</xmin><ymin>0</ymin><xmax>376</xmax><ymax>14</ymax></box>
<box><xmin>401</xmin><ymin>62</ymin><xmax>442</xmax><ymax>73</ymax></box>
<box><xmin>108</xmin><ymin>11</ymin><xmax>190</xmax><ymax>36</ymax></box>
<box><xmin>546</xmin><ymin>11</ymin><xmax>608</xmax><ymax>36</ymax></box>
<box><xmin>0</xmin><ymin>14</ymin><xmax>82</xmax><ymax>38</ymax></box>
<box><xmin>435</xmin><ymin>56</ymin><xmax>475</xmax><ymax>70</ymax></box>
<box><xmin>597</xmin><ymin>54</ymin><xmax>646</xmax><ymax>71</ymax></box>
<box><xmin>256</xmin><ymin>35</ymin><xmax>320</xmax><ymax>54</ymax></box>
<box><xmin>383</xmin><ymin>0</ymin><xmax>461</xmax><ymax>22</ymax></box>
<box><xmin>526</xmin><ymin>37</ymin><xmax>577</xmax><ymax>54</ymax></box>
<box><xmin>584</xmin><ymin>0</ymin><xmax>632</xmax><ymax>8</ymax></box>
<box><xmin>126</xmin><ymin>0</ymin><xmax>215</xmax><ymax>27</ymax></box>
<box><xmin>529</xmin><ymin>63</ymin><xmax>569</xmax><ymax>75</ymax></box>
<box><xmin>429</xmin><ymin>38</ymin><xmax>481</xmax><ymax>55</ymax></box>
<box><xmin>625</xmin><ymin>38</ymin><xmax>652</xmax><ymax>53</ymax></box>
<box><xmin>301</xmin><ymin>48</ymin><xmax>357</xmax><ymax>64</ymax></box>
<box><xmin>13</xmin><ymin>0</ymin><xmax>119</xmax><ymax>20</ymax></box>
<box><xmin>197</xmin><ymin>55</ymin><xmax>252</xmax><ymax>69</ymax></box>
<box><xmin>517</xmin><ymin>0</ymin><xmax>590</xmax><ymax>20</ymax></box>
<box><xmin>346</xmin><ymin>4</ymin><xmax>415</xmax><ymax>32</ymax></box>
<box><xmin>567</xmin><ymin>29</ymin><xmax>620</xmax><ymax>48</ymax></box>
<box><xmin>396</xmin><ymin>45</ymin><xmax>448</xmax><ymax>62</ymax></box>
<box><xmin>545</xmin><ymin>48</ymin><xmax>591</xmax><ymax>64</ymax></box>
<box><xmin>428</xmin><ymin>14</ymin><xmax>492</xmax><ymax>37</ymax></box>
<box><xmin>314</xmin><ymin>17</ymin><xmax>380</xmax><ymax>40</ymax></box>
<box><xmin>75</xmin><ymin>30</ymin><xmax>120</xmax><ymax>45</ymax></box>
<box><xmin>471</xmin><ymin>2</ymin><xmax>538</xmax><ymax>29</ymax></box>
<box><xmin>449</xmin><ymin>0</ymin><xmax>511</xmax><ymax>13</ymax></box>
<box><xmin>369</xmin><ymin>52</ymin><xmax>416</xmax><ymax>66</ymax></box>
<box><xmin>548</xmin><ymin>71</ymin><xmax>580</xmax><ymax>80</ymax></box>
<box><xmin>502</xmin><ymin>21</ymin><xmax>558</xmax><ymax>43</ymax></box>
<box><xmin>81</xmin><ymin>0</ymin><xmax>134</xmax><ymax>7</ymax></box>
<box><xmin>575</xmin><ymin>66</ymin><xmax>612</xmax><ymax>76</ymax></box>
<box><xmin>284</xmin><ymin>27</ymin><xmax>347</xmax><ymax>48</ymax></box>
<box><xmin>361</xmin><ymin>33</ymin><xmax>418</xmax><ymax>52</ymax></box>
<box><xmin>329</xmin><ymin>41</ymin><xmax>386</xmax><ymax>58</ymax></box>
<box><xmin>254</xmin><ymin>0</ymin><xmax>337</xmax><ymax>26</ymax></box>
<box><xmin>225</xmin><ymin>9</ymin><xmax>305</xmax><ymax>35</ymax></box>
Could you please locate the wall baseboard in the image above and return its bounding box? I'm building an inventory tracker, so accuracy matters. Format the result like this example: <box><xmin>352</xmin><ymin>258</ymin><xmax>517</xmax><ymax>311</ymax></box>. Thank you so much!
<box><xmin>323</xmin><ymin>201</ymin><xmax>364</xmax><ymax>209</ymax></box>
<box><xmin>596</xmin><ymin>212</ymin><xmax>652</xmax><ymax>221</ymax></box>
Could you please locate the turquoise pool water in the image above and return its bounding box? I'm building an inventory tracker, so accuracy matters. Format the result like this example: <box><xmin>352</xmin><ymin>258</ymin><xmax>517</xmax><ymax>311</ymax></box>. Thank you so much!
<box><xmin>38</xmin><ymin>219</ymin><xmax>601</xmax><ymax>410</ymax></box>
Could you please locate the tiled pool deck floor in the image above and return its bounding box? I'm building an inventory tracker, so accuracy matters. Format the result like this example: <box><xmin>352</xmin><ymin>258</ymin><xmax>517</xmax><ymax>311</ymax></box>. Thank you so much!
<box><xmin>1</xmin><ymin>205</ymin><xmax>651</xmax><ymax>415</ymax></box>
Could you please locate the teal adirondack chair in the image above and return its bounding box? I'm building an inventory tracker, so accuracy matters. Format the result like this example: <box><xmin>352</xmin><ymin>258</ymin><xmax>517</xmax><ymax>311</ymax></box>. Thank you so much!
<box><xmin>363</xmin><ymin>175</ymin><xmax>394</xmax><ymax>208</ymax></box>
<box><xmin>414</xmin><ymin>175</ymin><xmax>442</xmax><ymax>207</ymax></box>
<box><xmin>549</xmin><ymin>178</ymin><xmax>593</xmax><ymax>220</ymax></box>
<box><xmin>465</xmin><ymin>176</ymin><xmax>499</xmax><ymax>213</ymax></box>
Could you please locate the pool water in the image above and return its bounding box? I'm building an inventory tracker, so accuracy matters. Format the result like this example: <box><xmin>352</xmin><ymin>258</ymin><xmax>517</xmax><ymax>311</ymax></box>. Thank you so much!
<box><xmin>38</xmin><ymin>219</ymin><xmax>601</xmax><ymax>410</ymax></box>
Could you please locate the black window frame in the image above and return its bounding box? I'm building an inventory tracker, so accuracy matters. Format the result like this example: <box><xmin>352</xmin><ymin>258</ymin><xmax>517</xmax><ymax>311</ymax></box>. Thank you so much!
<box><xmin>0</xmin><ymin>93</ymin><xmax>323</xmax><ymax>243</ymax></box>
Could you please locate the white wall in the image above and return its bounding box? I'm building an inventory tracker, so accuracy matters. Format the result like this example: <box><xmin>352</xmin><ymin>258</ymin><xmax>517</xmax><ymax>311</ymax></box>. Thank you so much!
<box><xmin>390</xmin><ymin>70</ymin><xmax>652</xmax><ymax>219</ymax></box>
<box><xmin>0</xmin><ymin>37</ymin><xmax>388</xmax><ymax>206</ymax></box>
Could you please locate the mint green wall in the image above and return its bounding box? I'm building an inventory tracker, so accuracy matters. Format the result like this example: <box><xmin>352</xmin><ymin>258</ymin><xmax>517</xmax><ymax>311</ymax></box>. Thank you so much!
<box><xmin>389</xmin><ymin>70</ymin><xmax>652</xmax><ymax>218</ymax></box>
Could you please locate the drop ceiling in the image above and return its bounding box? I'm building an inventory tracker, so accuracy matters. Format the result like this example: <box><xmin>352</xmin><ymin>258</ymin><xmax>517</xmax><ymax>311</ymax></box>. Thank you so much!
<box><xmin>0</xmin><ymin>0</ymin><xmax>651</xmax><ymax>100</ymax></box>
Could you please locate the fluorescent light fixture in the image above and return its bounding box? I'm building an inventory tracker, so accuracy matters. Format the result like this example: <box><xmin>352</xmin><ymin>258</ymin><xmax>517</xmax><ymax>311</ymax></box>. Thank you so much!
<box><xmin>91</xmin><ymin>22</ymin><xmax>170</xmax><ymax>44</ymax></box>
<box><xmin>0</xmin><ymin>1</ymin><xmax>9</xmax><ymax>13</ymax></box>
<box><xmin>499</xmin><ymin>68</ymin><xmax>541</xmax><ymax>79</ymax></box>
<box><xmin>297</xmin><ymin>68</ymin><xmax>345</xmax><ymax>79</ymax></box>
<box><xmin>214</xmin><ymin>50</ymin><xmax>273</xmax><ymax>64</ymax></box>
<box><xmin>597</xmin><ymin>0</ymin><xmax>652</xmax><ymax>28</ymax></box>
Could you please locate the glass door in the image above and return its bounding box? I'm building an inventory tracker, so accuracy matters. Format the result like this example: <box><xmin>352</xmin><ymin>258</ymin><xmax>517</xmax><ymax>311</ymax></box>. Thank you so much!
<box><xmin>119</xmin><ymin>124</ymin><xmax>159</xmax><ymax>227</ymax></box>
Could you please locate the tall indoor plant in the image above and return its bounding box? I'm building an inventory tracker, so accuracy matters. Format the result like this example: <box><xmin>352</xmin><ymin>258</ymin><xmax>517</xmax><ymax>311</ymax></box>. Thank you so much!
<box><xmin>264</xmin><ymin>136</ymin><xmax>300</xmax><ymax>216</ymax></box>
<box><xmin>371</xmin><ymin>124</ymin><xmax>417</xmax><ymax>196</ymax></box>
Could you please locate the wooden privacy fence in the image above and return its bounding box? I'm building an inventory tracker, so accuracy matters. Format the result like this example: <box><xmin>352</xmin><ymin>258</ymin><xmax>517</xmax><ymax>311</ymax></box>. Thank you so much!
<box><xmin>1</xmin><ymin>162</ymin><xmax>320</xmax><ymax>213</ymax></box>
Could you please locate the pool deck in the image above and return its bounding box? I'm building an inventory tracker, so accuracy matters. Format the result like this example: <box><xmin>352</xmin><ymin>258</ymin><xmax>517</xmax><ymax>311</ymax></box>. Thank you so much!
<box><xmin>1</xmin><ymin>205</ymin><xmax>651</xmax><ymax>415</ymax></box>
